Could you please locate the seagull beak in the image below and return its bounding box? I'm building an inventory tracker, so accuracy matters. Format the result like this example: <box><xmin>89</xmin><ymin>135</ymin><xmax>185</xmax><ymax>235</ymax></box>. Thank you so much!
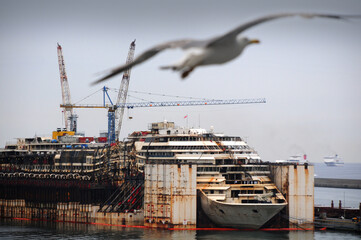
<box><xmin>249</xmin><ymin>39</ymin><xmax>260</xmax><ymax>44</ymax></box>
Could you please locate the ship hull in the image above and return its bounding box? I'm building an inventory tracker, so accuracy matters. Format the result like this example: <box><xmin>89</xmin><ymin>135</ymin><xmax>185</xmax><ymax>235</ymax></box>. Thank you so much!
<box><xmin>199</xmin><ymin>190</ymin><xmax>286</xmax><ymax>229</ymax></box>
<box><xmin>324</xmin><ymin>160</ymin><xmax>344</xmax><ymax>167</ymax></box>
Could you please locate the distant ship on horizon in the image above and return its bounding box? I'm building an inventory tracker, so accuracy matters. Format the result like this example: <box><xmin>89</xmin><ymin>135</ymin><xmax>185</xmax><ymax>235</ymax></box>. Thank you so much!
<box><xmin>324</xmin><ymin>154</ymin><xmax>344</xmax><ymax>167</ymax></box>
<box><xmin>275</xmin><ymin>154</ymin><xmax>308</xmax><ymax>164</ymax></box>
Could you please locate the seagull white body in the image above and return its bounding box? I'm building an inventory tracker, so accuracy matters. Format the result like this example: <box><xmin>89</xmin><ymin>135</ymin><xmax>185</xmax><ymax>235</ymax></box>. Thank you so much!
<box><xmin>161</xmin><ymin>38</ymin><xmax>256</xmax><ymax>78</ymax></box>
<box><xmin>197</xmin><ymin>38</ymin><xmax>251</xmax><ymax>65</ymax></box>
<box><xmin>92</xmin><ymin>13</ymin><xmax>360</xmax><ymax>85</ymax></box>
<box><xmin>183</xmin><ymin>38</ymin><xmax>248</xmax><ymax>65</ymax></box>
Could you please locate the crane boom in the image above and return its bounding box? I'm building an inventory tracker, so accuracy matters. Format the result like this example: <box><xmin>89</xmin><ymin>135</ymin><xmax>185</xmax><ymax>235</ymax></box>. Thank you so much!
<box><xmin>114</xmin><ymin>40</ymin><xmax>136</xmax><ymax>139</ymax></box>
<box><xmin>57</xmin><ymin>43</ymin><xmax>73</xmax><ymax>131</ymax></box>
<box><xmin>57</xmin><ymin>43</ymin><xmax>78</xmax><ymax>132</ymax></box>
<box><xmin>60</xmin><ymin>98</ymin><xmax>266</xmax><ymax>109</ymax></box>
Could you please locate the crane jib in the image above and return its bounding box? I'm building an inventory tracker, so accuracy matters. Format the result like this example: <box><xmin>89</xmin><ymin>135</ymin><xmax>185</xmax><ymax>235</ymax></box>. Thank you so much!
<box><xmin>60</xmin><ymin>98</ymin><xmax>266</xmax><ymax>109</ymax></box>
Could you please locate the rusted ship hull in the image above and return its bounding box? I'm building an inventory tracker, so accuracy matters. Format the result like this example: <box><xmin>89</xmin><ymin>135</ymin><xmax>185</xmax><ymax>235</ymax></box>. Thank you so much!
<box><xmin>199</xmin><ymin>190</ymin><xmax>286</xmax><ymax>229</ymax></box>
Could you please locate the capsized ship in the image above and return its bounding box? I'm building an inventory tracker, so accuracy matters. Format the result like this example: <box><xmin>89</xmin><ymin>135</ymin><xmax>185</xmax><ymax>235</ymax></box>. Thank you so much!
<box><xmin>0</xmin><ymin>121</ymin><xmax>287</xmax><ymax>229</ymax></box>
<box><xmin>130</xmin><ymin>121</ymin><xmax>287</xmax><ymax>229</ymax></box>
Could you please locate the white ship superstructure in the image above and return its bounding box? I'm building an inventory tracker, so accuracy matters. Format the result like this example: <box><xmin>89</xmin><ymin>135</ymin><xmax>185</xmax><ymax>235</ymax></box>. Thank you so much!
<box><xmin>130</xmin><ymin>121</ymin><xmax>287</xmax><ymax>229</ymax></box>
<box><xmin>324</xmin><ymin>154</ymin><xmax>344</xmax><ymax>166</ymax></box>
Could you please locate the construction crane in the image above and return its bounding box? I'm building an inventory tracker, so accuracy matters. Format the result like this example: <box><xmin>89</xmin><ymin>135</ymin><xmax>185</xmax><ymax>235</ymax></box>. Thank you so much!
<box><xmin>107</xmin><ymin>40</ymin><xmax>136</xmax><ymax>143</ymax></box>
<box><xmin>57</xmin><ymin>43</ymin><xmax>78</xmax><ymax>132</ymax></box>
<box><xmin>60</xmin><ymin>97</ymin><xmax>266</xmax><ymax>142</ymax></box>
<box><xmin>61</xmin><ymin>98</ymin><xmax>266</xmax><ymax>109</ymax></box>
<box><xmin>61</xmin><ymin>85</ymin><xmax>266</xmax><ymax>144</ymax></box>
<box><xmin>61</xmin><ymin>97</ymin><xmax>266</xmax><ymax>141</ymax></box>
<box><xmin>58</xmin><ymin>43</ymin><xmax>267</xmax><ymax>143</ymax></box>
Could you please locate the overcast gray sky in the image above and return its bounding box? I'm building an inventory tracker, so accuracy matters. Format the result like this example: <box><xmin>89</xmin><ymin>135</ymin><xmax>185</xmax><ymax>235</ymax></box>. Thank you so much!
<box><xmin>1</xmin><ymin>0</ymin><xmax>360</xmax><ymax>163</ymax></box>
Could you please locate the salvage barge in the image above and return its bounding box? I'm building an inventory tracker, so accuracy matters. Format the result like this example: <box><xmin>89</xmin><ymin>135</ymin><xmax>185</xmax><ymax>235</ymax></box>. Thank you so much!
<box><xmin>0</xmin><ymin>122</ymin><xmax>314</xmax><ymax>229</ymax></box>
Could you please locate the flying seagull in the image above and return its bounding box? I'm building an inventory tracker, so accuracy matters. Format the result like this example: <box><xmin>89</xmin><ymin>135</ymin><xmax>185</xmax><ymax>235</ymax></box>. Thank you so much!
<box><xmin>92</xmin><ymin>13</ymin><xmax>360</xmax><ymax>85</ymax></box>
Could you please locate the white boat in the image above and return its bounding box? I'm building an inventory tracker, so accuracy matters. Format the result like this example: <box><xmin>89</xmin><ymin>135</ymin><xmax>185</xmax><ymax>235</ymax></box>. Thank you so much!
<box><xmin>324</xmin><ymin>154</ymin><xmax>344</xmax><ymax>166</ymax></box>
<box><xmin>275</xmin><ymin>154</ymin><xmax>308</xmax><ymax>164</ymax></box>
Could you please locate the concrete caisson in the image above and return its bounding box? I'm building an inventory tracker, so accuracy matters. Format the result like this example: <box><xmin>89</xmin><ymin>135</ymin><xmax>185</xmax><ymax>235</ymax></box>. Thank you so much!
<box><xmin>270</xmin><ymin>164</ymin><xmax>314</xmax><ymax>229</ymax></box>
<box><xmin>144</xmin><ymin>163</ymin><xmax>196</xmax><ymax>228</ymax></box>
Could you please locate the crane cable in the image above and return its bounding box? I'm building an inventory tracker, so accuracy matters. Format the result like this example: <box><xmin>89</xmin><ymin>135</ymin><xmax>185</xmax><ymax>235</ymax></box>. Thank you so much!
<box><xmin>73</xmin><ymin>88</ymin><xmax>104</xmax><ymax>105</ymax></box>
<box><xmin>129</xmin><ymin>90</ymin><xmax>213</xmax><ymax>101</ymax></box>
<box><xmin>107</xmin><ymin>88</ymin><xmax>215</xmax><ymax>101</ymax></box>
<box><xmin>73</xmin><ymin>88</ymin><xmax>222</xmax><ymax>106</ymax></box>
<box><xmin>127</xmin><ymin>94</ymin><xmax>154</xmax><ymax>103</ymax></box>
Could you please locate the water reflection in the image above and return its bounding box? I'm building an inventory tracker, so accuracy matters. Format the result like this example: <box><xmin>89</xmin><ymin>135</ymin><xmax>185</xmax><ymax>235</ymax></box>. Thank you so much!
<box><xmin>0</xmin><ymin>220</ymin><xmax>359</xmax><ymax>240</ymax></box>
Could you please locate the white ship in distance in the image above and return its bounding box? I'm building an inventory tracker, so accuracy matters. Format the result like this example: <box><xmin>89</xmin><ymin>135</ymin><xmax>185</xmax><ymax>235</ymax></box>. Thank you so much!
<box><xmin>324</xmin><ymin>154</ymin><xmax>344</xmax><ymax>167</ymax></box>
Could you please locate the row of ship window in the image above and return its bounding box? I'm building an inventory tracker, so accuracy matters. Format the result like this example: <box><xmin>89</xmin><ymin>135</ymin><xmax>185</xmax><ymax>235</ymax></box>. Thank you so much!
<box><xmin>145</xmin><ymin>136</ymin><xmax>242</xmax><ymax>142</ymax></box>
<box><xmin>197</xmin><ymin>166</ymin><xmax>266</xmax><ymax>173</ymax></box>
<box><xmin>141</xmin><ymin>145</ymin><xmax>250</xmax><ymax>150</ymax></box>
<box><xmin>16</xmin><ymin>165</ymin><xmax>94</xmax><ymax>171</ymax></box>
<box><xmin>138</xmin><ymin>152</ymin><xmax>253</xmax><ymax>157</ymax></box>
<box><xmin>204</xmin><ymin>189</ymin><xmax>264</xmax><ymax>196</ymax></box>
<box><xmin>231</xmin><ymin>189</ymin><xmax>264</xmax><ymax>197</ymax></box>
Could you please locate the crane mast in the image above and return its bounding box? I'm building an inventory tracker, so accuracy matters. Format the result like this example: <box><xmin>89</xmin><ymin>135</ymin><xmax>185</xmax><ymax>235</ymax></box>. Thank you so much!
<box><xmin>57</xmin><ymin>43</ymin><xmax>77</xmax><ymax>132</ymax></box>
<box><xmin>114</xmin><ymin>40</ymin><xmax>136</xmax><ymax>141</ymax></box>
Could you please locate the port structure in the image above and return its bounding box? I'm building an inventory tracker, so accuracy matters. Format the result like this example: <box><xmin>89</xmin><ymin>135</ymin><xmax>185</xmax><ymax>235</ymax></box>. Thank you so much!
<box><xmin>57</xmin><ymin>43</ymin><xmax>78</xmax><ymax>132</ymax></box>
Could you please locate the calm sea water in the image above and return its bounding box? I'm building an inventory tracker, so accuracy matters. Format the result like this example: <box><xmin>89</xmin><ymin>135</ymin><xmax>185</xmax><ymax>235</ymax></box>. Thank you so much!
<box><xmin>313</xmin><ymin>162</ymin><xmax>361</xmax><ymax>180</ymax></box>
<box><xmin>0</xmin><ymin>221</ymin><xmax>360</xmax><ymax>240</ymax></box>
<box><xmin>314</xmin><ymin>162</ymin><xmax>361</xmax><ymax>209</ymax></box>
<box><xmin>0</xmin><ymin>163</ymin><xmax>360</xmax><ymax>239</ymax></box>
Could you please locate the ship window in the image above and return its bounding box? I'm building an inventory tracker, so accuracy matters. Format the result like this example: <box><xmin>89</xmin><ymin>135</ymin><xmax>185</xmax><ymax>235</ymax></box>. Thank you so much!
<box><xmin>231</xmin><ymin>190</ymin><xmax>240</xmax><ymax>198</ymax></box>
<box><xmin>255</xmin><ymin>190</ymin><xmax>263</xmax><ymax>194</ymax></box>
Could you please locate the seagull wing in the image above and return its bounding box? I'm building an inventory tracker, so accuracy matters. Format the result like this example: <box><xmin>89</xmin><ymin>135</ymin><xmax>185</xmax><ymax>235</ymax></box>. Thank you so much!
<box><xmin>92</xmin><ymin>39</ymin><xmax>196</xmax><ymax>85</ymax></box>
<box><xmin>207</xmin><ymin>13</ymin><xmax>359</xmax><ymax>47</ymax></box>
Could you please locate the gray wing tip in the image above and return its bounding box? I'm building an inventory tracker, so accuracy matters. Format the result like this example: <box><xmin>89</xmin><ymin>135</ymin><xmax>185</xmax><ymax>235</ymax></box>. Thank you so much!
<box><xmin>90</xmin><ymin>66</ymin><xmax>131</xmax><ymax>86</ymax></box>
<box><xmin>298</xmin><ymin>13</ymin><xmax>361</xmax><ymax>20</ymax></box>
<box><xmin>90</xmin><ymin>77</ymin><xmax>106</xmax><ymax>86</ymax></box>
<box><xmin>90</xmin><ymin>72</ymin><xmax>119</xmax><ymax>86</ymax></box>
